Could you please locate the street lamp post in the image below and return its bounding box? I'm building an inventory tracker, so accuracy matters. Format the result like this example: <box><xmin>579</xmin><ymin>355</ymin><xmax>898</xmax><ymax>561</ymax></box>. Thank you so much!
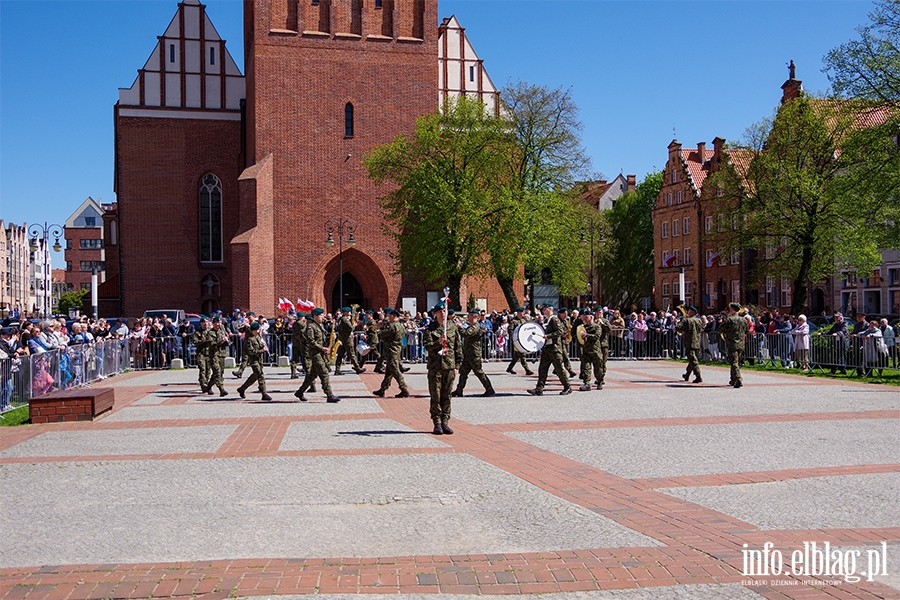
<box><xmin>580</xmin><ymin>218</ymin><xmax>602</xmax><ymax>309</ymax></box>
<box><xmin>324</xmin><ymin>218</ymin><xmax>357</xmax><ymax>310</ymax></box>
<box><xmin>28</xmin><ymin>222</ymin><xmax>63</xmax><ymax>317</ymax></box>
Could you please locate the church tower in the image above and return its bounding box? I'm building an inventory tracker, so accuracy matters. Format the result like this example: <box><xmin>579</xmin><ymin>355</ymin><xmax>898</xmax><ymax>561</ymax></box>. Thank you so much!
<box><xmin>233</xmin><ymin>0</ymin><xmax>439</xmax><ymax>312</ymax></box>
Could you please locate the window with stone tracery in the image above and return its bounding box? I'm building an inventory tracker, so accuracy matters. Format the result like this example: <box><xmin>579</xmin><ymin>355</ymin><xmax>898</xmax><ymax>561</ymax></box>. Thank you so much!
<box><xmin>199</xmin><ymin>174</ymin><xmax>223</xmax><ymax>263</ymax></box>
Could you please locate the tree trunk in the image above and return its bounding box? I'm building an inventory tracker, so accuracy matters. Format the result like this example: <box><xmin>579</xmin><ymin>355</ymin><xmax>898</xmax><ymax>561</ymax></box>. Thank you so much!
<box><xmin>791</xmin><ymin>245</ymin><xmax>814</xmax><ymax>316</ymax></box>
<box><xmin>497</xmin><ymin>275</ymin><xmax>520</xmax><ymax>312</ymax></box>
<box><xmin>447</xmin><ymin>275</ymin><xmax>463</xmax><ymax>312</ymax></box>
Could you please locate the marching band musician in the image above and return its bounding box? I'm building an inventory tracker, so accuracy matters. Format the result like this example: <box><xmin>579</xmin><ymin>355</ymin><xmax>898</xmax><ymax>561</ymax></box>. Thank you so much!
<box><xmin>364</xmin><ymin>310</ymin><xmax>385</xmax><ymax>374</ymax></box>
<box><xmin>675</xmin><ymin>305</ymin><xmax>703</xmax><ymax>383</ymax></box>
<box><xmin>594</xmin><ymin>306</ymin><xmax>612</xmax><ymax>388</ymax></box>
<box><xmin>577</xmin><ymin>312</ymin><xmax>604</xmax><ymax>391</ymax></box>
<box><xmin>527</xmin><ymin>304</ymin><xmax>573</xmax><ymax>396</ymax></box>
<box><xmin>506</xmin><ymin>306</ymin><xmax>534</xmax><ymax>376</ymax></box>
<box><xmin>294</xmin><ymin>307</ymin><xmax>340</xmax><ymax>403</ymax></box>
<box><xmin>424</xmin><ymin>302</ymin><xmax>462</xmax><ymax>435</ymax></box>
<box><xmin>452</xmin><ymin>309</ymin><xmax>496</xmax><ymax>398</ymax></box>
<box><xmin>719</xmin><ymin>302</ymin><xmax>749</xmax><ymax>388</ymax></box>
<box><xmin>557</xmin><ymin>307</ymin><xmax>577</xmax><ymax>379</ymax></box>
<box><xmin>334</xmin><ymin>307</ymin><xmax>366</xmax><ymax>375</ymax></box>
<box><xmin>372</xmin><ymin>308</ymin><xmax>411</xmax><ymax>398</ymax></box>
<box><xmin>290</xmin><ymin>312</ymin><xmax>316</xmax><ymax>391</ymax></box>
<box><xmin>236</xmin><ymin>322</ymin><xmax>273</xmax><ymax>401</ymax></box>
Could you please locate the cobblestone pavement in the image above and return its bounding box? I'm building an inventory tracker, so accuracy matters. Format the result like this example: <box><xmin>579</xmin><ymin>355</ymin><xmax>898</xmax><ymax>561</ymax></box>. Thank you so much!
<box><xmin>1</xmin><ymin>361</ymin><xmax>897</xmax><ymax>600</ymax></box>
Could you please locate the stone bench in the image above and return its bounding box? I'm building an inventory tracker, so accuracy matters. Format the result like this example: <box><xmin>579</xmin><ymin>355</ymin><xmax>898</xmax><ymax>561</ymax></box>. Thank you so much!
<box><xmin>29</xmin><ymin>388</ymin><xmax>115</xmax><ymax>424</ymax></box>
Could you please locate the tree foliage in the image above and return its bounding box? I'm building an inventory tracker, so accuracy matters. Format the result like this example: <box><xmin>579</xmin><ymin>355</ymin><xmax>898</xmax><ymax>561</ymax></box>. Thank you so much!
<box><xmin>596</xmin><ymin>171</ymin><xmax>662</xmax><ymax>309</ymax></box>
<box><xmin>708</xmin><ymin>95</ymin><xmax>893</xmax><ymax>315</ymax></box>
<box><xmin>364</xmin><ymin>96</ymin><xmax>512</xmax><ymax>309</ymax></box>
<box><xmin>824</xmin><ymin>0</ymin><xmax>900</xmax><ymax>104</ymax></box>
<box><xmin>57</xmin><ymin>290</ymin><xmax>87</xmax><ymax>315</ymax></box>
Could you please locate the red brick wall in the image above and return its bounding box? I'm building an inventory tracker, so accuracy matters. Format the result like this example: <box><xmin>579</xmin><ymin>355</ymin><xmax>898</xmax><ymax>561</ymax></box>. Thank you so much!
<box><xmin>115</xmin><ymin>112</ymin><xmax>243</xmax><ymax>316</ymax></box>
<box><xmin>64</xmin><ymin>227</ymin><xmax>103</xmax><ymax>290</ymax></box>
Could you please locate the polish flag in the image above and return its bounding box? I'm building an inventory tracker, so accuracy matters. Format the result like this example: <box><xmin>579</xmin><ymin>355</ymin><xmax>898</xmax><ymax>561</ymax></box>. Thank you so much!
<box><xmin>706</xmin><ymin>251</ymin><xmax>720</xmax><ymax>267</ymax></box>
<box><xmin>664</xmin><ymin>253</ymin><xmax>677</xmax><ymax>267</ymax></box>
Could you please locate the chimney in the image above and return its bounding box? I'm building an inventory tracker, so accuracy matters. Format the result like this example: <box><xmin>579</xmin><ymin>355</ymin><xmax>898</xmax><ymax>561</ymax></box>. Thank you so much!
<box><xmin>781</xmin><ymin>59</ymin><xmax>802</xmax><ymax>103</ymax></box>
<box><xmin>697</xmin><ymin>142</ymin><xmax>706</xmax><ymax>161</ymax></box>
<box><xmin>711</xmin><ymin>136</ymin><xmax>726</xmax><ymax>172</ymax></box>
<box><xmin>626</xmin><ymin>174</ymin><xmax>636</xmax><ymax>191</ymax></box>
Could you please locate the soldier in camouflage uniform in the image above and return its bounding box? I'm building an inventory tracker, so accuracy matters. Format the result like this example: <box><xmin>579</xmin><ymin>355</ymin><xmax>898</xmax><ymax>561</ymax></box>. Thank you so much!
<box><xmin>289</xmin><ymin>313</ymin><xmax>316</xmax><ymax>391</ymax></box>
<box><xmin>334</xmin><ymin>307</ymin><xmax>365</xmax><ymax>375</ymax></box>
<box><xmin>237</xmin><ymin>322</ymin><xmax>273</xmax><ymax>401</ymax></box>
<box><xmin>593</xmin><ymin>307</ymin><xmax>612</xmax><ymax>388</ymax></box>
<box><xmin>205</xmin><ymin>316</ymin><xmax>230</xmax><ymax>397</ymax></box>
<box><xmin>192</xmin><ymin>317</ymin><xmax>210</xmax><ymax>393</ymax></box>
<box><xmin>557</xmin><ymin>307</ymin><xmax>577</xmax><ymax>378</ymax></box>
<box><xmin>424</xmin><ymin>302</ymin><xmax>462</xmax><ymax>435</ymax></box>
<box><xmin>364</xmin><ymin>310</ymin><xmax>385</xmax><ymax>373</ymax></box>
<box><xmin>578</xmin><ymin>312</ymin><xmax>608</xmax><ymax>391</ymax></box>
<box><xmin>452</xmin><ymin>309</ymin><xmax>495</xmax><ymax>397</ymax></box>
<box><xmin>231</xmin><ymin>313</ymin><xmax>253</xmax><ymax>378</ymax></box>
<box><xmin>294</xmin><ymin>308</ymin><xmax>339</xmax><ymax>402</ymax></box>
<box><xmin>372</xmin><ymin>308</ymin><xmax>410</xmax><ymax>398</ymax></box>
<box><xmin>719</xmin><ymin>302</ymin><xmax>750</xmax><ymax>388</ymax></box>
<box><xmin>506</xmin><ymin>307</ymin><xmax>534</xmax><ymax>375</ymax></box>
<box><xmin>527</xmin><ymin>305</ymin><xmax>572</xmax><ymax>396</ymax></box>
<box><xmin>675</xmin><ymin>305</ymin><xmax>703</xmax><ymax>383</ymax></box>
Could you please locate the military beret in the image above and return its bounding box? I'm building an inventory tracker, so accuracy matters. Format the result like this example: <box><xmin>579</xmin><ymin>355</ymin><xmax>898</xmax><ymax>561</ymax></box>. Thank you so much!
<box><xmin>688</xmin><ymin>305</ymin><xmax>698</xmax><ymax>314</ymax></box>
<box><xmin>382</xmin><ymin>307</ymin><xmax>394</xmax><ymax>316</ymax></box>
<box><xmin>311</xmin><ymin>307</ymin><xmax>325</xmax><ymax>316</ymax></box>
<box><xmin>199</xmin><ymin>316</ymin><xmax>209</xmax><ymax>322</ymax></box>
<box><xmin>468</xmin><ymin>309</ymin><xmax>480</xmax><ymax>315</ymax></box>
<box><xmin>365</xmin><ymin>310</ymin><xmax>374</xmax><ymax>315</ymax></box>
<box><xmin>212</xmin><ymin>316</ymin><xmax>221</xmax><ymax>323</ymax></box>
<box><xmin>341</xmin><ymin>306</ymin><xmax>352</xmax><ymax>313</ymax></box>
<box><xmin>448</xmin><ymin>308</ymin><xmax>455</xmax><ymax>316</ymax></box>
<box><xmin>542</xmin><ymin>302</ymin><xmax>554</xmax><ymax>309</ymax></box>
<box><xmin>0</xmin><ymin>327</ymin><xmax>12</xmax><ymax>336</ymax></box>
<box><xmin>515</xmin><ymin>306</ymin><xmax>525</xmax><ymax>312</ymax></box>
<box><xmin>296</xmin><ymin>312</ymin><xmax>307</xmax><ymax>318</ymax></box>
<box><xmin>557</xmin><ymin>306</ymin><xmax>568</xmax><ymax>313</ymax></box>
<box><xmin>432</xmin><ymin>302</ymin><xmax>446</xmax><ymax>312</ymax></box>
<box><xmin>250</xmin><ymin>322</ymin><xmax>260</xmax><ymax>331</ymax></box>
<box><xmin>248</xmin><ymin>312</ymin><xmax>255</xmax><ymax>316</ymax></box>
<box><xmin>729</xmin><ymin>302</ymin><xmax>741</xmax><ymax>311</ymax></box>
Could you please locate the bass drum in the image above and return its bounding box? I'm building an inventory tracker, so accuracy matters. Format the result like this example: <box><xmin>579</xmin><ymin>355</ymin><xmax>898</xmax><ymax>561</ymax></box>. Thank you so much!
<box><xmin>356</xmin><ymin>341</ymin><xmax>371</xmax><ymax>357</ymax></box>
<box><xmin>513</xmin><ymin>322</ymin><xmax>545</xmax><ymax>354</ymax></box>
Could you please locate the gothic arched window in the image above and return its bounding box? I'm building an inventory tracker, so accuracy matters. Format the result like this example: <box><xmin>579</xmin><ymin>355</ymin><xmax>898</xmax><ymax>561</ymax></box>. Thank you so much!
<box><xmin>199</xmin><ymin>174</ymin><xmax>223</xmax><ymax>263</ymax></box>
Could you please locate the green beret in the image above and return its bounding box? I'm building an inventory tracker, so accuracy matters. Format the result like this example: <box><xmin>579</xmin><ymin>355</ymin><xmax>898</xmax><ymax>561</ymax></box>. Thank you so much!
<box><xmin>557</xmin><ymin>306</ymin><xmax>568</xmax><ymax>313</ymax></box>
<box><xmin>468</xmin><ymin>309</ymin><xmax>480</xmax><ymax>315</ymax></box>
<box><xmin>448</xmin><ymin>308</ymin><xmax>455</xmax><ymax>316</ymax></box>
<box><xmin>341</xmin><ymin>306</ymin><xmax>351</xmax><ymax>313</ymax></box>
<box><xmin>311</xmin><ymin>307</ymin><xmax>325</xmax><ymax>316</ymax></box>
<box><xmin>247</xmin><ymin>312</ymin><xmax>255</xmax><ymax>316</ymax></box>
<box><xmin>212</xmin><ymin>316</ymin><xmax>221</xmax><ymax>323</ymax></box>
<box><xmin>250</xmin><ymin>322</ymin><xmax>260</xmax><ymax>331</ymax></box>
<box><xmin>432</xmin><ymin>302</ymin><xmax>446</xmax><ymax>312</ymax></box>
<box><xmin>543</xmin><ymin>302</ymin><xmax>555</xmax><ymax>309</ymax></box>
<box><xmin>199</xmin><ymin>316</ymin><xmax>209</xmax><ymax>322</ymax></box>
<box><xmin>688</xmin><ymin>305</ymin><xmax>699</xmax><ymax>314</ymax></box>
<box><xmin>729</xmin><ymin>302</ymin><xmax>741</xmax><ymax>311</ymax></box>
<box><xmin>365</xmin><ymin>310</ymin><xmax>374</xmax><ymax>315</ymax></box>
<box><xmin>386</xmin><ymin>307</ymin><xmax>399</xmax><ymax>316</ymax></box>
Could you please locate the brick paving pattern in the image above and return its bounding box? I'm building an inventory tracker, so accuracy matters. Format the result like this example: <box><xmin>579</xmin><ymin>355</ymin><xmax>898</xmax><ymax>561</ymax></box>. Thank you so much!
<box><xmin>1</xmin><ymin>362</ymin><xmax>897</xmax><ymax>600</ymax></box>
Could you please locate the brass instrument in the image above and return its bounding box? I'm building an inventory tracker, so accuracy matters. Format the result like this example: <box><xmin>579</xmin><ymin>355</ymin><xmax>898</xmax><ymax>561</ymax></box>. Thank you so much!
<box><xmin>574</xmin><ymin>324</ymin><xmax>588</xmax><ymax>346</ymax></box>
<box><xmin>327</xmin><ymin>316</ymin><xmax>340</xmax><ymax>364</ymax></box>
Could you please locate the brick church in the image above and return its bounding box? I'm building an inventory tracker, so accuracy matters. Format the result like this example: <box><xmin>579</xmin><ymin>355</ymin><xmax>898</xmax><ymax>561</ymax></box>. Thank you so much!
<box><xmin>113</xmin><ymin>0</ymin><xmax>504</xmax><ymax>316</ymax></box>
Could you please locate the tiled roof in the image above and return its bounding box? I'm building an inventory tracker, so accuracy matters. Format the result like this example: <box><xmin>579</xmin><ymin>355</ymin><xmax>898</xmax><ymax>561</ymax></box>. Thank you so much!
<box><xmin>580</xmin><ymin>180</ymin><xmax>614</xmax><ymax>207</ymax></box>
<box><xmin>680</xmin><ymin>148</ymin><xmax>714</xmax><ymax>197</ymax></box>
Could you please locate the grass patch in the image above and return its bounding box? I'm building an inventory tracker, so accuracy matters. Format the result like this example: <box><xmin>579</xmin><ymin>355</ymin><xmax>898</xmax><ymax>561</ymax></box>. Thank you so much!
<box><xmin>0</xmin><ymin>405</ymin><xmax>30</xmax><ymax>426</ymax></box>
<box><xmin>676</xmin><ymin>358</ymin><xmax>900</xmax><ymax>386</ymax></box>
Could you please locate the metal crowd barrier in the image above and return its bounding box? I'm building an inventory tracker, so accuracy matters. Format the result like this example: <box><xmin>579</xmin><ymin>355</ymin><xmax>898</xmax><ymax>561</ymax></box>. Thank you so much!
<box><xmin>0</xmin><ymin>340</ymin><xmax>132</xmax><ymax>415</ymax></box>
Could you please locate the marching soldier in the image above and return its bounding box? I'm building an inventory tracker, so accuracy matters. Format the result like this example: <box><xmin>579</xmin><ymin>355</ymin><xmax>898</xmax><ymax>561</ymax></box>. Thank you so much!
<box><xmin>675</xmin><ymin>305</ymin><xmax>703</xmax><ymax>383</ymax></box>
<box><xmin>424</xmin><ymin>302</ymin><xmax>462</xmax><ymax>435</ymax></box>
<box><xmin>452</xmin><ymin>309</ymin><xmax>495</xmax><ymax>397</ymax></box>
<box><xmin>578</xmin><ymin>312</ymin><xmax>602</xmax><ymax>391</ymax></box>
<box><xmin>205</xmin><ymin>316</ymin><xmax>230</xmax><ymax>397</ymax></box>
<box><xmin>506</xmin><ymin>306</ymin><xmax>534</xmax><ymax>375</ymax></box>
<box><xmin>594</xmin><ymin>306</ymin><xmax>612</xmax><ymax>388</ymax></box>
<box><xmin>364</xmin><ymin>310</ymin><xmax>385</xmax><ymax>373</ymax></box>
<box><xmin>527</xmin><ymin>304</ymin><xmax>572</xmax><ymax>396</ymax></box>
<box><xmin>237</xmin><ymin>322</ymin><xmax>273</xmax><ymax>401</ymax></box>
<box><xmin>294</xmin><ymin>307</ymin><xmax>339</xmax><ymax>403</ymax></box>
<box><xmin>557</xmin><ymin>307</ymin><xmax>577</xmax><ymax>378</ymax></box>
<box><xmin>231</xmin><ymin>312</ymin><xmax>253</xmax><ymax>379</ymax></box>
<box><xmin>192</xmin><ymin>316</ymin><xmax>211</xmax><ymax>393</ymax></box>
<box><xmin>334</xmin><ymin>307</ymin><xmax>365</xmax><ymax>375</ymax></box>
<box><xmin>719</xmin><ymin>302</ymin><xmax>750</xmax><ymax>388</ymax></box>
<box><xmin>289</xmin><ymin>312</ymin><xmax>306</xmax><ymax>379</ymax></box>
<box><xmin>372</xmin><ymin>308</ymin><xmax>410</xmax><ymax>398</ymax></box>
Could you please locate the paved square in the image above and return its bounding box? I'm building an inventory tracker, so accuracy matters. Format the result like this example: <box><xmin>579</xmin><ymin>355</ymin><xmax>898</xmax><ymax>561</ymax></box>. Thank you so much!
<box><xmin>0</xmin><ymin>361</ymin><xmax>896</xmax><ymax>600</ymax></box>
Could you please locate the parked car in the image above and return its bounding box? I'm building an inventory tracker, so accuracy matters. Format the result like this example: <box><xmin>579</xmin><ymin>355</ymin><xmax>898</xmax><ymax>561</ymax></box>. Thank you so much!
<box><xmin>143</xmin><ymin>309</ymin><xmax>186</xmax><ymax>323</ymax></box>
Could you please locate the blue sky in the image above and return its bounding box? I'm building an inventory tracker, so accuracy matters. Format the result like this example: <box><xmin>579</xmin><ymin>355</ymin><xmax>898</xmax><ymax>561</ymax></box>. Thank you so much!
<box><xmin>0</xmin><ymin>0</ymin><xmax>874</xmax><ymax>268</ymax></box>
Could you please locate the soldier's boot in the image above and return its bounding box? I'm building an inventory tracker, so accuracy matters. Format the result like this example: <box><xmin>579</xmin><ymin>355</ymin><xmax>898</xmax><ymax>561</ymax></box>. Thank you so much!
<box><xmin>372</xmin><ymin>388</ymin><xmax>386</xmax><ymax>397</ymax></box>
<box><xmin>526</xmin><ymin>388</ymin><xmax>543</xmax><ymax>396</ymax></box>
<box><xmin>261</xmin><ymin>393</ymin><xmax>273</xmax><ymax>401</ymax></box>
<box><xmin>232</xmin><ymin>370</ymin><xmax>242</xmax><ymax>379</ymax></box>
<box><xmin>525</xmin><ymin>367</ymin><xmax>535</xmax><ymax>376</ymax></box>
<box><xmin>374</xmin><ymin>360</ymin><xmax>385</xmax><ymax>374</ymax></box>
<box><xmin>441</xmin><ymin>421</ymin><xmax>454</xmax><ymax>435</ymax></box>
<box><xmin>578</xmin><ymin>384</ymin><xmax>591</xmax><ymax>391</ymax></box>
<box><xmin>401</xmin><ymin>366</ymin><xmax>411</xmax><ymax>373</ymax></box>
<box><xmin>451</xmin><ymin>389</ymin><xmax>463</xmax><ymax>397</ymax></box>
<box><xmin>334</xmin><ymin>369</ymin><xmax>343</xmax><ymax>376</ymax></box>
<box><xmin>506</xmin><ymin>365</ymin><xmax>516</xmax><ymax>374</ymax></box>
<box><xmin>200</xmin><ymin>385</ymin><xmax>208</xmax><ymax>394</ymax></box>
<box><xmin>219</xmin><ymin>386</ymin><xmax>227</xmax><ymax>397</ymax></box>
<box><xmin>326</xmin><ymin>396</ymin><xmax>341</xmax><ymax>403</ymax></box>
<box><xmin>206</xmin><ymin>387</ymin><xmax>214</xmax><ymax>395</ymax></box>
<box><xmin>395</xmin><ymin>389</ymin><xmax>410</xmax><ymax>398</ymax></box>
<box><xmin>568</xmin><ymin>369</ymin><xmax>577</xmax><ymax>378</ymax></box>
<box><xmin>237</xmin><ymin>386</ymin><xmax>246</xmax><ymax>399</ymax></box>
<box><xmin>597</xmin><ymin>381</ymin><xmax>604</xmax><ymax>390</ymax></box>
<box><xmin>481</xmin><ymin>388</ymin><xmax>495</xmax><ymax>397</ymax></box>
<box><xmin>559</xmin><ymin>387</ymin><xmax>572</xmax><ymax>396</ymax></box>
<box><xmin>733</xmin><ymin>381</ymin><xmax>743</xmax><ymax>388</ymax></box>
<box><xmin>693</xmin><ymin>377</ymin><xmax>703</xmax><ymax>383</ymax></box>
<box><xmin>432</xmin><ymin>420</ymin><xmax>444</xmax><ymax>435</ymax></box>
<box><xmin>293</xmin><ymin>389</ymin><xmax>307</xmax><ymax>402</ymax></box>
<box><xmin>682</xmin><ymin>372</ymin><xmax>690</xmax><ymax>381</ymax></box>
<box><xmin>353</xmin><ymin>366</ymin><xmax>366</xmax><ymax>374</ymax></box>
<box><xmin>290</xmin><ymin>364</ymin><xmax>298</xmax><ymax>379</ymax></box>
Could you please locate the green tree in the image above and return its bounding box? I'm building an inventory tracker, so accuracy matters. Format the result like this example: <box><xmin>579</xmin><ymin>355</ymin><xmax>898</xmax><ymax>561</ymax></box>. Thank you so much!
<box><xmin>57</xmin><ymin>290</ymin><xmax>87</xmax><ymax>315</ymax></box>
<box><xmin>709</xmin><ymin>95</ymin><xmax>891</xmax><ymax>315</ymax></box>
<box><xmin>596</xmin><ymin>171</ymin><xmax>662</xmax><ymax>309</ymax></box>
<box><xmin>364</xmin><ymin>96</ymin><xmax>511</xmax><ymax>309</ymax></box>
<box><xmin>489</xmin><ymin>80</ymin><xmax>594</xmax><ymax>308</ymax></box>
<box><xmin>824</xmin><ymin>0</ymin><xmax>900</xmax><ymax>105</ymax></box>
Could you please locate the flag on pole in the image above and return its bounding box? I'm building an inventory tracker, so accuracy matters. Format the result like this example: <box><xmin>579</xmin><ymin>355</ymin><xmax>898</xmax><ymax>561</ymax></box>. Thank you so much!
<box><xmin>706</xmin><ymin>251</ymin><xmax>720</xmax><ymax>267</ymax></box>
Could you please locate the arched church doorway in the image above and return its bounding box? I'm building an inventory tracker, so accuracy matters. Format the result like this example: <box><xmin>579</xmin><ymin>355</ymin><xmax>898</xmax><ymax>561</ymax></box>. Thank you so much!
<box><xmin>331</xmin><ymin>272</ymin><xmax>366</xmax><ymax>311</ymax></box>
